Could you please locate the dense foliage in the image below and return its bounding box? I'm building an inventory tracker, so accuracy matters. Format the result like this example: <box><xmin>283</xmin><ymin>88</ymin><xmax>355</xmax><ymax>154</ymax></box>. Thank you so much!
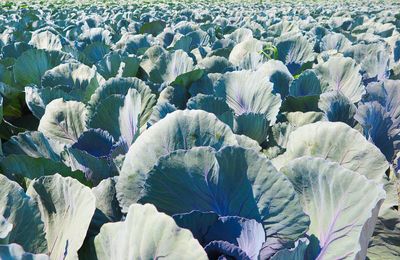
<box><xmin>0</xmin><ymin>1</ymin><xmax>399</xmax><ymax>259</ymax></box>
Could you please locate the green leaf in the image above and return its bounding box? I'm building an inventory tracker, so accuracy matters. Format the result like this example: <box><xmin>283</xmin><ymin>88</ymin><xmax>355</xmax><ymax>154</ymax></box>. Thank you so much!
<box><xmin>139</xmin><ymin>20</ymin><xmax>166</xmax><ymax>36</ymax></box>
<box><xmin>140</xmin><ymin>46</ymin><xmax>196</xmax><ymax>84</ymax></box>
<box><xmin>0</xmin><ymin>175</ymin><xmax>47</xmax><ymax>253</ymax></box>
<box><xmin>27</xmin><ymin>174</ymin><xmax>96</xmax><ymax>260</ymax></box>
<box><xmin>94</xmin><ymin>204</ymin><xmax>207</xmax><ymax>260</ymax></box>
<box><xmin>315</xmin><ymin>56</ymin><xmax>364</xmax><ymax>103</ymax></box>
<box><xmin>273</xmin><ymin>121</ymin><xmax>389</xmax><ymax>182</ymax></box>
<box><xmin>171</xmin><ymin>69</ymin><xmax>204</xmax><ymax>88</ymax></box>
<box><xmin>88</xmin><ymin>77</ymin><xmax>156</xmax><ymax>129</ymax></box>
<box><xmin>38</xmin><ymin>99</ymin><xmax>89</xmax><ymax>145</ymax></box>
<box><xmin>116</xmin><ymin>110</ymin><xmax>240</xmax><ymax>212</ymax></box>
<box><xmin>281</xmin><ymin>157</ymin><xmax>385</xmax><ymax>260</ymax></box>
<box><xmin>89</xmin><ymin>177</ymin><xmax>122</xmax><ymax>236</ymax></box>
<box><xmin>3</xmin><ymin>131</ymin><xmax>63</xmax><ymax>160</ymax></box>
<box><xmin>13</xmin><ymin>49</ymin><xmax>70</xmax><ymax>87</ymax></box>
<box><xmin>139</xmin><ymin>146</ymin><xmax>309</xmax><ymax>242</ymax></box>
<box><xmin>29</xmin><ymin>30</ymin><xmax>62</xmax><ymax>51</ymax></box>
<box><xmin>0</xmin><ymin>155</ymin><xmax>90</xmax><ymax>186</ymax></box>
<box><xmin>214</xmin><ymin>70</ymin><xmax>281</xmax><ymax>124</ymax></box>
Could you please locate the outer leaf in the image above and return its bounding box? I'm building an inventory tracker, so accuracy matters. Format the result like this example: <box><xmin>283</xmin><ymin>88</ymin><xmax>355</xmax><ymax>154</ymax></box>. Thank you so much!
<box><xmin>367</xmin><ymin>177</ymin><xmax>400</xmax><ymax>260</ymax></box>
<box><xmin>320</xmin><ymin>33</ymin><xmax>351</xmax><ymax>52</ymax></box>
<box><xmin>229</xmin><ymin>38</ymin><xmax>265</xmax><ymax>65</ymax></box>
<box><xmin>214</xmin><ymin>70</ymin><xmax>281</xmax><ymax>123</ymax></box>
<box><xmin>197</xmin><ymin>56</ymin><xmax>232</xmax><ymax>74</ymax></box>
<box><xmin>81</xmin><ymin>42</ymin><xmax>110</xmax><ymax>65</ymax></box>
<box><xmin>2</xmin><ymin>42</ymin><xmax>31</xmax><ymax>59</ymax></box>
<box><xmin>0</xmin><ymin>175</ymin><xmax>47</xmax><ymax>253</ymax></box>
<box><xmin>139</xmin><ymin>20</ymin><xmax>166</xmax><ymax>36</ymax></box>
<box><xmin>275</xmin><ymin>34</ymin><xmax>315</xmax><ymax>75</ymax></box>
<box><xmin>29</xmin><ymin>30</ymin><xmax>62</xmax><ymax>51</ymax></box>
<box><xmin>289</xmin><ymin>70</ymin><xmax>321</xmax><ymax>97</ymax></box>
<box><xmin>0</xmin><ymin>96</ymin><xmax>3</xmax><ymax>123</ymax></box>
<box><xmin>139</xmin><ymin>146</ymin><xmax>309</xmax><ymax>242</ymax></box>
<box><xmin>0</xmin><ymin>155</ymin><xmax>88</xmax><ymax>186</ymax></box>
<box><xmin>89</xmin><ymin>90</ymin><xmax>149</xmax><ymax>146</ymax></box>
<box><xmin>88</xmin><ymin>95</ymin><xmax>124</xmax><ymax>139</ymax></box>
<box><xmin>187</xmin><ymin>94</ymin><xmax>234</xmax><ymax>128</ymax></box>
<box><xmin>285</xmin><ymin>112</ymin><xmax>325</xmax><ymax>127</ymax></box>
<box><xmin>281</xmin><ymin>157</ymin><xmax>386</xmax><ymax>260</ymax></box>
<box><xmin>355</xmin><ymin>101</ymin><xmax>400</xmax><ymax>161</ymax></box>
<box><xmin>171</xmin><ymin>69</ymin><xmax>204</xmax><ymax>88</ymax></box>
<box><xmin>116</xmin><ymin>110</ymin><xmax>240</xmax><ymax>212</ymax></box>
<box><xmin>234</xmin><ymin>135</ymin><xmax>262</xmax><ymax>151</ymax></box>
<box><xmin>273</xmin><ymin>121</ymin><xmax>389</xmax><ymax>182</ymax></box>
<box><xmin>89</xmin><ymin>177</ymin><xmax>122</xmax><ymax>236</ymax></box>
<box><xmin>41</xmin><ymin>62</ymin><xmax>105</xmax><ymax>101</ymax></box>
<box><xmin>367</xmin><ymin>207</ymin><xmax>400</xmax><ymax>260</ymax></box>
<box><xmin>147</xmin><ymin>102</ymin><xmax>177</xmax><ymax>127</ymax></box>
<box><xmin>96</xmin><ymin>53</ymin><xmax>139</xmax><ymax>80</ymax></box>
<box><xmin>233</xmin><ymin>113</ymin><xmax>269</xmax><ymax>144</ymax></box>
<box><xmin>2</xmin><ymin>131</ymin><xmax>62</xmax><ymax>161</ymax></box>
<box><xmin>94</xmin><ymin>203</ymin><xmax>207</xmax><ymax>260</ymax></box>
<box><xmin>157</xmin><ymin>85</ymin><xmax>188</xmax><ymax>109</ymax></box>
<box><xmin>41</xmin><ymin>62</ymin><xmax>105</xmax><ymax>89</ymax></box>
<box><xmin>363</xmin><ymin>80</ymin><xmax>400</xmax><ymax>119</ymax></box>
<box><xmin>114</xmin><ymin>34</ymin><xmax>152</xmax><ymax>55</ymax></box>
<box><xmin>25</xmin><ymin>85</ymin><xmax>76</xmax><ymax>119</ymax></box>
<box><xmin>318</xmin><ymin>91</ymin><xmax>356</xmax><ymax>126</ymax></box>
<box><xmin>13</xmin><ymin>49</ymin><xmax>70</xmax><ymax>87</ymax></box>
<box><xmin>140</xmin><ymin>46</ymin><xmax>195</xmax><ymax>84</ymax></box>
<box><xmin>267</xmin><ymin>112</ymin><xmax>325</xmax><ymax>150</ymax></box>
<box><xmin>88</xmin><ymin>77</ymin><xmax>156</xmax><ymax>128</ymax></box>
<box><xmin>38</xmin><ymin>99</ymin><xmax>89</xmax><ymax>145</ymax></box>
<box><xmin>280</xmin><ymin>96</ymin><xmax>320</xmax><ymax>113</ymax></box>
<box><xmin>315</xmin><ymin>56</ymin><xmax>364</xmax><ymax>103</ymax></box>
<box><xmin>27</xmin><ymin>174</ymin><xmax>96</xmax><ymax>260</ymax></box>
<box><xmin>257</xmin><ymin>60</ymin><xmax>294</xmax><ymax>99</ymax></box>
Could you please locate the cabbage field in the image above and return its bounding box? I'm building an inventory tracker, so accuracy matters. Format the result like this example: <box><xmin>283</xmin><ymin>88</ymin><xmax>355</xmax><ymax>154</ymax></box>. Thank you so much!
<box><xmin>0</xmin><ymin>0</ymin><xmax>399</xmax><ymax>259</ymax></box>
